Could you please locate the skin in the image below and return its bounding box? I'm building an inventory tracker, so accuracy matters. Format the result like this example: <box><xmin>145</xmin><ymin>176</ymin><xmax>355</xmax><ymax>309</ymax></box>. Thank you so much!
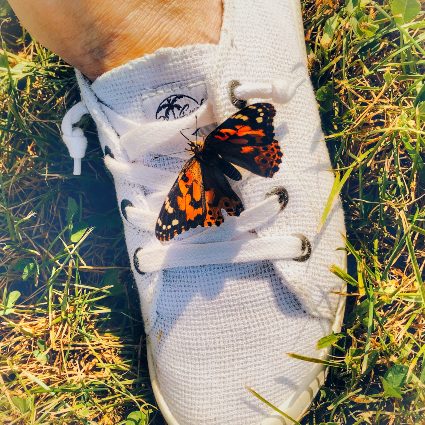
<box><xmin>7</xmin><ymin>0</ymin><xmax>223</xmax><ymax>80</ymax></box>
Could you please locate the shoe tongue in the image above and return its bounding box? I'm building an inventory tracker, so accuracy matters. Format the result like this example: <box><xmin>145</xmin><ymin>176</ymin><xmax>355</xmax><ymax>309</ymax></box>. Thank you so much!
<box><xmin>91</xmin><ymin>44</ymin><xmax>216</xmax><ymax>125</ymax></box>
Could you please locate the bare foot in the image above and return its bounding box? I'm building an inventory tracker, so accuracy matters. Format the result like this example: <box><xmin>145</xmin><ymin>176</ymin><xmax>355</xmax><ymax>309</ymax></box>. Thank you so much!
<box><xmin>8</xmin><ymin>0</ymin><xmax>222</xmax><ymax>80</ymax></box>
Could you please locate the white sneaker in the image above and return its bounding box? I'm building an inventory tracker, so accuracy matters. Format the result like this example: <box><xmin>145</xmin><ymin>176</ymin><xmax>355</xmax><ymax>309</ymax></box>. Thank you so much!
<box><xmin>61</xmin><ymin>0</ymin><xmax>346</xmax><ymax>423</ymax></box>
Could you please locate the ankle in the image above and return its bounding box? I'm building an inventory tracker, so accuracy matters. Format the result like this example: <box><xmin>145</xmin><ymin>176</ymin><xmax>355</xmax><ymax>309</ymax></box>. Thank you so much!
<box><xmin>79</xmin><ymin>0</ymin><xmax>223</xmax><ymax>80</ymax></box>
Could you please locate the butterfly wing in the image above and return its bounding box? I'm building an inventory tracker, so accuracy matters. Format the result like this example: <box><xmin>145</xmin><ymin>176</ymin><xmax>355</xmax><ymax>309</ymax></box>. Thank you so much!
<box><xmin>204</xmin><ymin>103</ymin><xmax>282</xmax><ymax>177</ymax></box>
<box><xmin>155</xmin><ymin>157</ymin><xmax>244</xmax><ymax>241</ymax></box>
<box><xmin>155</xmin><ymin>157</ymin><xmax>205</xmax><ymax>241</ymax></box>
<box><xmin>200</xmin><ymin>159</ymin><xmax>244</xmax><ymax>228</ymax></box>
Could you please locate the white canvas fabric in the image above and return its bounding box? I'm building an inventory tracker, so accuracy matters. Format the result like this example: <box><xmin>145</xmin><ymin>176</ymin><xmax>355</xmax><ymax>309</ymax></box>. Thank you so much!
<box><xmin>61</xmin><ymin>0</ymin><xmax>346</xmax><ymax>423</ymax></box>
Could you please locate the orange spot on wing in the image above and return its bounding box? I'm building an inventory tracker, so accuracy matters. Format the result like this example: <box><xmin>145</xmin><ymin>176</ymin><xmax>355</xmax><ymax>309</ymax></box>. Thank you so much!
<box><xmin>186</xmin><ymin>203</ymin><xmax>203</xmax><ymax>221</ymax></box>
<box><xmin>215</xmin><ymin>126</ymin><xmax>266</xmax><ymax>142</ymax></box>
<box><xmin>192</xmin><ymin>181</ymin><xmax>202</xmax><ymax>202</ymax></box>
<box><xmin>205</xmin><ymin>189</ymin><xmax>216</xmax><ymax>204</ymax></box>
<box><xmin>215</xmin><ymin>128</ymin><xmax>237</xmax><ymax>141</ymax></box>
<box><xmin>177</xmin><ymin>195</ymin><xmax>186</xmax><ymax>211</ymax></box>
<box><xmin>235</xmin><ymin>125</ymin><xmax>265</xmax><ymax>137</ymax></box>
<box><xmin>178</xmin><ymin>179</ymin><xmax>189</xmax><ymax>195</ymax></box>
<box><xmin>177</xmin><ymin>193</ymin><xmax>202</xmax><ymax>220</ymax></box>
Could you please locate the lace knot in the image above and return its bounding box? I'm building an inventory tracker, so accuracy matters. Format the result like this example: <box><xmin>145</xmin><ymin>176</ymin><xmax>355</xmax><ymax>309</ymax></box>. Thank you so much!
<box><xmin>62</xmin><ymin>128</ymin><xmax>88</xmax><ymax>175</ymax></box>
<box><xmin>61</xmin><ymin>101</ymin><xmax>89</xmax><ymax>175</ymax></box>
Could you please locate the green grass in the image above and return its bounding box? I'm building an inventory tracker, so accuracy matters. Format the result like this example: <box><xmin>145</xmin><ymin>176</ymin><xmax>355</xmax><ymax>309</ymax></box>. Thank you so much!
<box><xmin>0</xmin><ymin>0</ymin><xmax>424</xmax><ymax>424</ymax></box>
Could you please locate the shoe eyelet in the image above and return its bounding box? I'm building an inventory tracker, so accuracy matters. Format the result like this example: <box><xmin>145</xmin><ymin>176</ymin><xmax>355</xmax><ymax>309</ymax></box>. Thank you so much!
<box><xmin>133</xmin><ymin>247</ymin><xmax>145</xmax><ymax>275</ymax></box>
<box><xmin>104</xmin><ymin>145</ymin><xmax>114</xmax><ymax>158</ymax></box>
<box><xmin>293</xmin><ymin>235</ymin><xmax>312</xmax><ymax>262</ymax></box>
<box><xmin>266</xmin><ymin>186</ymin><xmax>289</xmax><ymax>210</ymax></box>
<box><xmin>229</xmin><ymin>80</ymin><xmax>247</xmax><ymax>109</ymax></box>
<box><xmin>120</xmin><ymin>199</ymin><xmax>133</xmax><ymax>221</ymax></box>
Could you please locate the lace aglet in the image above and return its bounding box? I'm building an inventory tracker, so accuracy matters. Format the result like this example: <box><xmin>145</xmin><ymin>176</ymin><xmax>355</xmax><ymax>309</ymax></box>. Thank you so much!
<box><xmin>73</xmin><ymin>158</ymin><xmax>82</xmax><ymax>176</ymax></box>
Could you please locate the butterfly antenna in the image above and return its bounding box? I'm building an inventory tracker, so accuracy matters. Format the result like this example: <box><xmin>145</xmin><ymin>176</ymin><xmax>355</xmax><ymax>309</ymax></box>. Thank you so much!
<box><xmin>179</xmin><ymin>129</ymin><xmax>191</xmax><ymax>143</ymax></box>
<box><xmin>153</xmin><ymin>149</ymin><xmax>187</xmax><ymax>158</ymax></box>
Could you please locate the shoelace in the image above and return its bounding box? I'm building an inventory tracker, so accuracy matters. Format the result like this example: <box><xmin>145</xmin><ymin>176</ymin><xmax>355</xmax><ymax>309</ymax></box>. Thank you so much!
<box><xmin>61</xmin><ymin>77</ymin><xmax>311</xmax><ymax>273</ymax></box>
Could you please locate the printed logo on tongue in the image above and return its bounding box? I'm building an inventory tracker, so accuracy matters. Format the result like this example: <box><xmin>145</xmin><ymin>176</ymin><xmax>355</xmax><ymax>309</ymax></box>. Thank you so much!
<box><xmin>140</xmin><ymin>80</ymin><xmax>207</xmax><ymax>122</ymax></box>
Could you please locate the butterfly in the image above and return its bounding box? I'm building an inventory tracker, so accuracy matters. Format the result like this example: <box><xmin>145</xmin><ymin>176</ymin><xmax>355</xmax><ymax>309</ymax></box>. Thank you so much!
<box><xmin>155</xmin><ymin>103</ymin><xmax>282</xmax><ymax>241</ymax></box>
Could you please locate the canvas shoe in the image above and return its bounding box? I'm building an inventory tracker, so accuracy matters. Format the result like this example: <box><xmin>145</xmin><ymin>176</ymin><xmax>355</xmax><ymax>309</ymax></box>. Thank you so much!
<box><xmin>61</xmin><ymin>0</ymin><xmax>346</xmax><ymax>423</ymax></box>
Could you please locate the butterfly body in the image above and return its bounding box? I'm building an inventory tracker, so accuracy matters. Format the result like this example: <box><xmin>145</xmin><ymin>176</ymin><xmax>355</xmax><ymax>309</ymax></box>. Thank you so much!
<box><xmin>155</xmin><ymin>103</ymin><xmax>282</xmax><ymax>241</ymax></box>
<box><xmin>188</xmin><ymin>140</ymin><xmax>243</xmax><ymax>182</ymax></box>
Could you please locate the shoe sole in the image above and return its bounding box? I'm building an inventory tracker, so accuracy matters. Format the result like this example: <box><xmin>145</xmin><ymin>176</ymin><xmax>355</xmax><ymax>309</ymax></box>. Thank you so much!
<box><xmin>146</xmin><ymin>0</ymin><xmax>347</xmax><ymax>422</ymax></box>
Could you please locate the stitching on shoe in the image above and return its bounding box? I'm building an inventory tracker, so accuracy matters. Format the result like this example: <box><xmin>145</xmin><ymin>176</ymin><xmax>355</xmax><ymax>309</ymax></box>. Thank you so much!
<box><xmin>140</xmin><ymin>80</ymin><xmax>206</xmax><ymax>101</ymax></box>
